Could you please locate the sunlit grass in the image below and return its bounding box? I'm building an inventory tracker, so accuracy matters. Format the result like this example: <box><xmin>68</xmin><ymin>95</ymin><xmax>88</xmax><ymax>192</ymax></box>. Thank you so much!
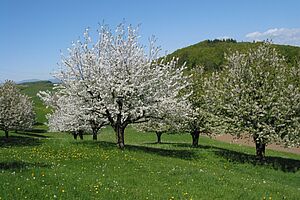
<box><xmin>18</xmin><ymin>81</ymin><xmax>53</xmax><ymax>124</ymax></box>
<box><xmin>0</xmin><ymin>127</ymin><xmax>299</xmax><ymax>200</ymax></box>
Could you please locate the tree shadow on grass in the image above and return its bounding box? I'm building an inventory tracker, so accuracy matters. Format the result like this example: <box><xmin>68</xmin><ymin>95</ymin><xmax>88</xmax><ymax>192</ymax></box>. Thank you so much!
<box><xmin>0</xmin><ymin>136</ymin><xmax>42</xmax><ymax>148</ymax></box>
<box><xmin>34</xmin><ymin>122</ymin><xmax>46</xmax><ymax>126</ymax></box>
<box><xmin>213</xmin><ymin>148</ymin><xmax>300</xmax><ymax>173</ymax></box>
<box><xmin>26</xmin><ymin>128</ymin><xmax>47</xmax><ymax>134</ymax></box>
<box><xmin>0</xmin><ymin>161</ymin><xmax>49</xmax><ymax>171</ymax></box>
<box><xmin>168</xmin><ymin>142</ymin><xmax>300</xmax><ymax>173</ymax></box>
<box><xmin>76</xmin><ymin>140</ymin><xmax>199</xmax><ymax>160</ymax></box>
<box><xmin>16</xmin><ymin>131</ymin><xmax>49</xmax><ymax>138</ymax></box>
<box><xmin>125</xmin><ymin>144</ymin><xmax>199</xmax><ymax>160</ymax></box>
<box><xmin>144</xmin><ymin>142</ymin><xmax>217</xmax><ymax>151</ymax></box>
<box><xmin>75</xmin><ymin>140</ymin><xmax>300</xmax><ymax>171</ymax></box>
<box><xmin>170</xmin><ymin>143</ymin><xmax>216</xmax><ymax>150</ymax></box>
<box><xmin>143</xmin><ymin>142</ymin><xmax>189</xmax><ymax>145</ymax></box>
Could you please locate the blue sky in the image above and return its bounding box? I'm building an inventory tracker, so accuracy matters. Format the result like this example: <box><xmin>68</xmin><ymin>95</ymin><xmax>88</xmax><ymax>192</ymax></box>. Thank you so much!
<box><xmin>1</xmin><ymin>0</ymin><xmax>300</xmax><ymax>81</ymax></box>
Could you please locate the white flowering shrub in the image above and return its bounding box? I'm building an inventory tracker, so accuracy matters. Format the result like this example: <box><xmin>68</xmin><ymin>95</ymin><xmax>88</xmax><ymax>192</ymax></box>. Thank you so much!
<box><xmin>207</xmin><ymin>43</ymin><xmax>300</xmax><ymax>159</ymax></box>
<box><xmin>38</xmin><ymin>90</ymin><xmax>108</xmax><ymax>140</ymax></box>
<box><xmin>135</xmin><ymin>99</ymin><xmax>192</xmax><ymax>144</ymax></box>
<box><xmin>0</xmin><ymin>80</ymin><xmax>35</xmax><ymax>138</ymax></box>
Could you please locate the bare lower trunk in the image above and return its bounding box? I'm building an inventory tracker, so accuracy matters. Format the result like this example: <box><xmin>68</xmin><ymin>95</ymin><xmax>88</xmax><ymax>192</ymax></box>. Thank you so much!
<box><xmin>92</xmin><ymin>128</ymin><xmax>98</xmax><ymax>141</ymax></box>
<box><xmin>5</xmin><ymin>130</ymin><xmax>9</xmax><ymax>138</ymax></box>
<box><xmin>72</xmin><ymin>131</ymin><xmax>78</xmax><ymax>140</ymax></box>
<box><xmin>191</xmin><ymin>129</ymin><xmax>200</xmax><ymax>147</ymax></box>
<box><xmin>115</xmin><ymin>125</ymin><xmax>125</xmax><ymax>149</ymax></box>
<box><xmin>78</xmin><ymin>130</ymin><xmax>84</xmax><ymax>140</ymax></box>
<box><xmin>255</xmin><ymin>141</ymin><xmax>266</xmax><ymax>161</ymax></box>
<box><xmin>156</xmin><ymin>131</ymin><xmax>163</xmax><ymax>144</ymax></box>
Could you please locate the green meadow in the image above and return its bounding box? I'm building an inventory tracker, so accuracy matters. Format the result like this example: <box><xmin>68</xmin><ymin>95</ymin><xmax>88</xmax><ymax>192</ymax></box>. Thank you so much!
<box><xmin>0</xmin><ymin>127</ymin><xmax>300</xmax><ymax>200</ymax></box>
<box><xmin>0</xmin><ymin>81</ymin><xmax>299</xmax><ymax>199</ymax></box>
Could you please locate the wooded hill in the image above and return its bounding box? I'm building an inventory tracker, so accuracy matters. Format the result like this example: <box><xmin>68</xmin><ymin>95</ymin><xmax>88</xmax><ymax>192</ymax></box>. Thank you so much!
<box><xmin>167</xmin><ymin>39</ymin><xmax>300</xmax><ymax>71</ymax></box>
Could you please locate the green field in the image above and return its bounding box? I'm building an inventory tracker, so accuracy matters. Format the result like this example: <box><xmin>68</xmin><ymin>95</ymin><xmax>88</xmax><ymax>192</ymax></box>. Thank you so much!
<box><xmin>18</xmin><ymin>81</ymin><xmax>54</xmax><ymax>124</ymax></box>
<box><xmin>1</xmin><ymin>81</ymin><xmax>299</xmax><ymax>199</ymax></box>
<box><xmin>0</xmin><ymin>127</ymin><xmax>300</xmax><ymax>200</ymax></box>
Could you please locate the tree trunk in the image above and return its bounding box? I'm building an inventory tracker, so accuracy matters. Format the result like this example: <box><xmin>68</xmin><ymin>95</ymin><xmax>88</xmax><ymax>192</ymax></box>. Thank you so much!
<box><xmin>191</xmin><ymin>129</ymin><xmax>200</xmax><ymax>147</ymax></box>
<box><xmin>255</xmin><ymin>141</ymin><xmax>266</xmax><ymax>161</ymax></box>
<box><xmin>78</xmin><ymin>130</ymin><xmax>84</xmax><ymax>140</ymax></box>
<box><xmin>5</xmin><ymin>130</ymin><xmax>9</xmax><ymax>138</ymax></box>
<box><xmin>92</xmin><ymin>128</ymin><xmax>98</xmax><ymax>141</ymax></box>
<box><xmin>73</xmin><ymin>131</ymin><xmax>78</xmax><ymax>140</ymax></box>
<box><xmin>156</xmin><ymin>131</ymin><xmax>163</xmax><ymax>144</ymax></box>
<box><xmin>115</xmin><ymin>125</ymin><xmax>125</xmax><ymax>149</ymax></box>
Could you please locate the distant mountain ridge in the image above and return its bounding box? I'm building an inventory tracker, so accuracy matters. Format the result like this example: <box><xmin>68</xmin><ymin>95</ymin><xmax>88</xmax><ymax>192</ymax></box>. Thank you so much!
<box><xmin>167</xmin><ymin>39</ymin><xmax>300</xmax><ymax>72</ymax></box>
<box><xmin>17</xmin><ymin>78</ymin><xmax>61</xmax><ymax>84</ymax></box>
<box><xmin>17</xmin><ymin>79</ymin><xmax>41</xmax><ymax>84</ymax></box>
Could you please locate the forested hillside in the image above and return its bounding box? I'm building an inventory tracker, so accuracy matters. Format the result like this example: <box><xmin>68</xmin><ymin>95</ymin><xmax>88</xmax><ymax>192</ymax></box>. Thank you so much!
<box><xmin>168</xmin><ymin>39</ymin><xmax>300</xmax><ymax>71</ymax></box>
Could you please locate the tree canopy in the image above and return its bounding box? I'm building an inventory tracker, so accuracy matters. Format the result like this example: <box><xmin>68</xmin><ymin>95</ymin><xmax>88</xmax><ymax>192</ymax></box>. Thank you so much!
<box><xmin>44</xmin><ymin>23</ymin><xmax>190</xmax><ymax>148</ymax></box>
<box><xmin>205</xmin><ymin>43</ymin><xmax>300</xmax><ymax>159</ymax></box>
<box><xmin>0</xmin><ymin>80</ymin><xmax>35</xmax><ymax>138</ymax></box>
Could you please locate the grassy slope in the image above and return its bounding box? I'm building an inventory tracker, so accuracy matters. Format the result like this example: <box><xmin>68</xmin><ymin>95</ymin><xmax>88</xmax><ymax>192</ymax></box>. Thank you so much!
<box><xmin>168</xmin><ymin>40</ymin><xmax>300</xmax><ymax>72</ymax></box>
<box><xmin>0</xmin><ymin>128</ymin><xmax>299</xmax><ymax>200</ymax></box>
<box><xmin>18</xmin><ymin>81</ymin><xmax>54</xmax><ymax>124</ymax></box>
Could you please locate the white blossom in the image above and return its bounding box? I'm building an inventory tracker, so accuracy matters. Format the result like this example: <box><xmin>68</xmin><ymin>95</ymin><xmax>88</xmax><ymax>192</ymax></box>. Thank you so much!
<box><xmin>38</xmin><ymin>89</ymin><xmax>108</xmax><ymax>140</ymax></box>
<box><xmin>52</xmin><ymin>22</ymin><xmax>190</xmax><ymax>148</ymax></box>
<box><xmin>0</xmin><ymin>80</ymin><xmax>35</xmax><ymax>137</ymax></box>
<box><xmin>207</xmin><ymin>42</ymin><xmax>300</xmax><ymax>158</ymax></box>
